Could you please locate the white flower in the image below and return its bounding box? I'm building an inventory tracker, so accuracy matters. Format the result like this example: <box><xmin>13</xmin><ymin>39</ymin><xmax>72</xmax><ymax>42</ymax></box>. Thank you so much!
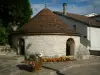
<box><xmin>39</xmin><ymin>53</ymin><xmax>43</xmax><ymax>57</ymax></box>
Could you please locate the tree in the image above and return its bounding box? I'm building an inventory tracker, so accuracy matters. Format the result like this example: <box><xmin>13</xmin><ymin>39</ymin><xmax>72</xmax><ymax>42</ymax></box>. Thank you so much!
<box><xmin>0</xmin><ymin>0</ymin><xmax>33</xmax><ymax>44</ymax></box>
<box><xmin>0</xmin><ymin>0</ymin><xmax>33</xmax><ymax>27</ymax></box>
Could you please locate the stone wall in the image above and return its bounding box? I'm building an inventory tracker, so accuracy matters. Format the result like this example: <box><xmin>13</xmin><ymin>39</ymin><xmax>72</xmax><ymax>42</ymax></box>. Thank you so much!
<box><xmin>76</xmin><ymin>44</ymin><xmax>90</xmax><ymax>59</ymax></box>
<box><xmin>0</xmin><ymin>45</ymin><xmax>16</xmax><ymax>55</ymax></box>
<box><xmin>24</xmin><ymin>35</ymin><xmax>80</xmax><ymax>58</ymax></box>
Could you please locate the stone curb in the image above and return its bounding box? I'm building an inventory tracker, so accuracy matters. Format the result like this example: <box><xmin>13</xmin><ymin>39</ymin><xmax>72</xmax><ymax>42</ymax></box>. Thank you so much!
<box><xmin>59</xmin><ymin>62</ymin><xmax>100</xmax><ymax>74</ymax></box>
<box><xmin>42</xmin><ymin>65</ymin><xmax>58</xmax><ymax>72</ymax></box>
<box><xmin>43</xmin><ymin>61</ymin><xmax>100</xmax><ymax>75</ymax></box>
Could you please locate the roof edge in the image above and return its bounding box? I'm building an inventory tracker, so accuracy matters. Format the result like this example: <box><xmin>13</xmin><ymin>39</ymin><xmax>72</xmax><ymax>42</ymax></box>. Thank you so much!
<box><xmin>53</xmin><ymin>12</ymin><xmax>100</xmax><ymax>28</ymax></box>
<box><xmin>11</xmin><ymin>32</ymin><xmax>81</xmax><ymax>36</ymax></box>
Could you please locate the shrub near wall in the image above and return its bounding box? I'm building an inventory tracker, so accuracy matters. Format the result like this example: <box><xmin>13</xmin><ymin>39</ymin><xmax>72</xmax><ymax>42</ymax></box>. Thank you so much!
<box><xmin>23</xmin><ymin>54</ymin><xmax>42</xmax><ymax>71</ymax></box>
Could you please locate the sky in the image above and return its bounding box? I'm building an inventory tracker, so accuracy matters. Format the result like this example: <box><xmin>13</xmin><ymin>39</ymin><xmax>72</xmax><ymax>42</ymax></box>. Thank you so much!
<box><xmin>30</xmin><ymin>0</ymin><xmax>100</xmax><ymax>17</ymax></box>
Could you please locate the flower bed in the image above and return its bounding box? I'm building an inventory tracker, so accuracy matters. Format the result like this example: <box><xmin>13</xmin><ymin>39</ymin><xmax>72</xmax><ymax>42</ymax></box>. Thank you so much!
<box><xmin>42</xmin><ymin>56</ymin><xmax>74</xmax><ymax>62</ymax></box>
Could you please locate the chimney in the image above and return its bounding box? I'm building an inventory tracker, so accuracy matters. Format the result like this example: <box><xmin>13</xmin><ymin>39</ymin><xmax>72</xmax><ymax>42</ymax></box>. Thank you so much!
<box><xmin>63</xmin><ymin>3</ymin><xmax>67</xmax><ymax>15</ymax></box>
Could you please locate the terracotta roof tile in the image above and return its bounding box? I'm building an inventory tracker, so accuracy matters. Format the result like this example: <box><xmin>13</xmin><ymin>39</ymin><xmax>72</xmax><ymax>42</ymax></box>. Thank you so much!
<box><xmin>19</xmin><ymin>8</ymin><xmax>79</xmax><ymax>35</ymax></box>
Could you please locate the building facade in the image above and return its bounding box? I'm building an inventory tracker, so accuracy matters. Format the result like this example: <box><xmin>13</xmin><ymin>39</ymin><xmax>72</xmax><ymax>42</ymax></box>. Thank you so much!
<box><xmin>11</xmin><ymin>3</ymin><xmax>100</xmax><ymax>59</ymax></box>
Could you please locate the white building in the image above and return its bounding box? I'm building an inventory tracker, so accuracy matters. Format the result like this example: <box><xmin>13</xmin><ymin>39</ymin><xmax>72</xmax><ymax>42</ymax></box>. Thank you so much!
<box><xmin>85</xmin><ymin>13</ymin><xmax>98</xmax><ymax>17</ymax></box>
<box><xmin>54</xmin><ymin>3</ymin><xmax>100</xmax><ymax>56</ymax></box>
<box><xmin>11</xmin><ymin>3</ymin><xmax>100</xmax><ymax>59</ymax></box>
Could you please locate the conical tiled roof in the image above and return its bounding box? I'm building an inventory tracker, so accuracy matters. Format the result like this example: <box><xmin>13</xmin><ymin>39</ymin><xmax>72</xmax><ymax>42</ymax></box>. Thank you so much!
<box><xmin>19</xmin><ymin>8</ymin><xmax>79</xmax><ymax>35</ymax></box>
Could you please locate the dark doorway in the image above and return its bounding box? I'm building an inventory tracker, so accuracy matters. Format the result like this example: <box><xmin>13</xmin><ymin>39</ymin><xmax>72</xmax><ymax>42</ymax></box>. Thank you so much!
<box><xmin>66</xmin><ymin>44</ymin><xmax>70</xmax><ymax>55</ymax></box>
<box><xmin>19</xmin><ymin>38</ymin><xmax>25</xmax><ymax>55</ymax></box>
<box><xmin>66</xmin><ymin>38</ymin><xmax>75</xmax><ymax>56</ymax></box>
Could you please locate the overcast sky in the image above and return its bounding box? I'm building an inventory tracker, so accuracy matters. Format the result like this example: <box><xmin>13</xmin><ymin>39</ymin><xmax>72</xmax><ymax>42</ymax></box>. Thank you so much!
<box><xmin>30</xmin><ymin>0</ymin><xmax>100</xmax><ymax>17</ymax></box>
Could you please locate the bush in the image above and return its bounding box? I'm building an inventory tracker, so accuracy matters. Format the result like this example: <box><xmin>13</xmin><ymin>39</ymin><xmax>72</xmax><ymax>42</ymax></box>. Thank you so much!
<box><xmin>0</xmin><ymin>25</ymin><xmax>7</xmax><ymax>45</ymax></box>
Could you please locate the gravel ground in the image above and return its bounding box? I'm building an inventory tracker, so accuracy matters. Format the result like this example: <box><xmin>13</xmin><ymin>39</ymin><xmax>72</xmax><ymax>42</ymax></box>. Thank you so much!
<box><xmin>0</xmin><ymin>55</ymin><xmax>100</xmax><ymax>75</ymax></box>
<box><xmin>0</xmin><ymin>55</ymin><xmax>56</xmax><ymax>75</ymax></box>
<box><xmin>63</xmin><ymin>64</ymin><xmax>100</xmax><ymax>75</ymax></box>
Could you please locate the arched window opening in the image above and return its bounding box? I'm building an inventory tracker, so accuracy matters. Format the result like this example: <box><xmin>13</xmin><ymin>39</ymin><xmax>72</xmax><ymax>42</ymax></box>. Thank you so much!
<box><xmin>66</xmin><ymin>38</ymin><xmax>75</xmax><ymax>56</ymax></box>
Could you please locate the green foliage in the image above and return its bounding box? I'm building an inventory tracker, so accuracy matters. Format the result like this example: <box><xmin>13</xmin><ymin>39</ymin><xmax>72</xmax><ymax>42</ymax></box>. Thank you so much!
<box><xmin>0</xmin><ymin>0</ymin><xmax>33</xmax><ymax>44</ymax></box>
<box><xmin>25</xmin><ymin>54</ymin><xmax>36</xmax><ymax>61</ymax></box>
<box><xmin>0</xmin><ymin>24</ymin><xmax>7</xmax><ymax>45</ymax></box>
<box><xmin>0</xmin><ymin>0</ymin><xmax>33</xmax><ymax>27</ymax></box>
<box><xmin>0</xmin><ymin>23</ymin><xmax>13</xmax><ymax>45</ymax></box>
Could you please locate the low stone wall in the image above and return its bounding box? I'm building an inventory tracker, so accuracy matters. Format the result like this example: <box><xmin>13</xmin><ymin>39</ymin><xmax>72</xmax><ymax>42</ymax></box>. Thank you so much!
<box><xmin>90</xmin><ymin>50</ymin><xmax>100</xmax><ymax>56</ymax></box>
<box><xmin>0</xmin><ymin>45</ymin><xmax>16</xmax><ymax>55</ymax></box>
<box><xmin>76</xmin><ymin>44</ymin><xmax>90</xmax><ymax>59</ymax></box>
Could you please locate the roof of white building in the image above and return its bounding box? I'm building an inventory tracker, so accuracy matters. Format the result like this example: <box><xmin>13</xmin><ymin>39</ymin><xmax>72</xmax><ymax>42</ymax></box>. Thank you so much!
<box><xmin>54</xmin><ymin>12</ymin><xmax>100</xmax><ymax>27</ymax></box>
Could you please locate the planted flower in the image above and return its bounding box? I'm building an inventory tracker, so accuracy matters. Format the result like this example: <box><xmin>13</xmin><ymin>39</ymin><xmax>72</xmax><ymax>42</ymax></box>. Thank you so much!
<box><xmin>42</xmin><ymin>56</ymin><xmax>74</xmax><ymax>62</ymax></box>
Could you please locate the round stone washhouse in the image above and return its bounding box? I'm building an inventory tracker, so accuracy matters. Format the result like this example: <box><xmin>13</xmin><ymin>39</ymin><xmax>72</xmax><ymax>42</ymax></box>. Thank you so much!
<box><xmin>11</xmin><ymin>8</ymin><xmax>80</xmax><ymax>58</ymax></box>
